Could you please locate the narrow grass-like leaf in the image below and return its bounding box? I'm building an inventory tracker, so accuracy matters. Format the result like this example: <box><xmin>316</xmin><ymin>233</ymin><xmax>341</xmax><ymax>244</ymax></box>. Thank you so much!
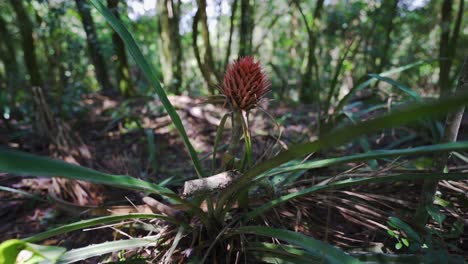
<box><xmin>23</xmin><ymin>214</ymin><xmax>175</xmax><ymax>243</ymax></box>
<box><xmin>57</xmin><ymin>236</ymin><xmax>159</xmax><ymax>263</ymax></box>
<box><xmin>251</xmin><ymin>250</ymin><xmax>311</xmax><ymax>264</ymax></box>
<box><xmin>368</xmin><ymin>74</ymin><xmax>421</xmax><ymax>101</ymax></box>
<box><xmin>0</xmin><ymin>239</ymin><xmax>25</xmax><ymax>264</ymax></box>
<box><xmin>233</xmin><ymin>226</ymin><xmax>361</xmax><ymax>264</ymax></box>
<box><xmin>0</xmin><ymin>185</ymin><xmax>48</xmax><ymax>202</ymax></box>
<box><xmin>343</xmin><ymin>111</ymin><xmax>378</xmax><ymax>170</ymax></box>
<box><xmin>0</xmin><ymin>149</ymin><xmax>173</xmax><ymax>196</ymax></box>
<box><xmin>246</xmin><ymin>172</ymin><xmax>468</xmax><ymax>220</ymax></box>
<box><xmin>335</xmin><ymin>60</ymin><xmax>429</xmax><ymax>113</ymax></box>
<box><xmin>388</xmin><ymin>217</ymin><xmax>421</xmax><ymax>243</ymax></box>
<box><xmin>0</xmin><ymin>149</ymin><xmax>208</xmax><ymax>214</ymax></box>
<box><xmin>268</xmin><ymin>160</ymin><xmax>307</xmax><ymax>188</ymax></box>
<box><xmin>164</xmin><ymin>226</ymin><xmax>185</xmax><ymax>263</ymax></box>
<box><xmin>256</xmin><ymin>142</ymin><xmax>468</xmax><ymax>180</ymax></box>
<box><xmin>352</xmin><ymin>252</ymin><xmax>428</xmax><ymax>263</ymax></box>
<box><xmin>249</xmin><ymin>242</ymin><xmax>318</xmax><ymax>264</ymax></box>
<box><xmin>23</xmin><ymin>243</ymin><xmax>66</xmax><ymax>263</ymax></box>
<box><xmin>88</xmin><ymin>0</ymin><xmax>204</xmax><ymax>178</ymax></box>
<box><xmin>212</xmin><ymin>113</ymin><xmax>229</xmax><ymax>174</ymax></box>
<box><xmin>241</xmin><ymin>111</ymin><xmax>253</xmax><ymax>168</ymax></box>
<box><xmin>217</xmin><ymin>92</ymin><xmax>468</xmax><ymax>212</ymax></box>
<box><xmin>0</xmin><ymin>239</ymin><xmax>66</xmax><ymax>264</ymax></box>
<box><xmin>366</xmin><ymin>74</ymin><xmax>442</xmax><ymax>140</ymax></box>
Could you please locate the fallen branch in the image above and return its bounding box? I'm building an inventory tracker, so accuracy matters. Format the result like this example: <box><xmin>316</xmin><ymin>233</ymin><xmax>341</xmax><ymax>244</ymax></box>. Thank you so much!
<box><xmin>142</xmin><ymin>196</ymin><xmax>186</xmax><ymax>221</ymax></box>
<box><xmin>183</xmin><ymin>170</ymin><xmax>241</xmax><ymax>197</ymax></box>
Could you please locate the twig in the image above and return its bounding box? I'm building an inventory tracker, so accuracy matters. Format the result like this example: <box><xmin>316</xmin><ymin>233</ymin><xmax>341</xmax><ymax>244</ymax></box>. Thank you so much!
<box><xmin>182</xmin><ymin>170</ymin><xmax>241</xmax><ymax>197</ymax></box>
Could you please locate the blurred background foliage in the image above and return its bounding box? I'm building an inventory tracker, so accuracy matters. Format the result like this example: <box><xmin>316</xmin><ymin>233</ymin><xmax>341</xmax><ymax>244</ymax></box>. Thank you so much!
<box><xmin>0</xmin><ymin>0</ymin><xmax>466</xmax><ymax>123</ymax></box>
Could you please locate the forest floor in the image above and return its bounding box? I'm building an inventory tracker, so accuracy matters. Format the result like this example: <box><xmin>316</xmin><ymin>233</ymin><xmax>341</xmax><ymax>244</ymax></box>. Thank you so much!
<box><xmin>1</xmin><ymin>94</ymin><xmax>467</xmax><ymax>259</ymax></box>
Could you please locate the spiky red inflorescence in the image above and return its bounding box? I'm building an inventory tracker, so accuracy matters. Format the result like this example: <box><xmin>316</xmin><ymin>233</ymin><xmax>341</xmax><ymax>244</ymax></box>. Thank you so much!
<box><xmin>221</xmin><ymin>57</ymin><xmax>271</xmax><ymax>111</ymax></box>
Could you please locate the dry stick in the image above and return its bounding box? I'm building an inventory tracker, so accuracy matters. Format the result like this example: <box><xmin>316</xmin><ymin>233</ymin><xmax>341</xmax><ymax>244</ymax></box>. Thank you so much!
<box><xmin>142</xmin><ymin>196</ymin><xmax>186</xmax><ymax>221</ymax></box>
<box><xmin>182</xmin><ymin>171</ymin><xmax>241</xmax><ymax>197</ymax></box>
<box><xmin>414</xmin><ymin>57</ymin><xmax>467</xmax><ymax>228</ymax></box>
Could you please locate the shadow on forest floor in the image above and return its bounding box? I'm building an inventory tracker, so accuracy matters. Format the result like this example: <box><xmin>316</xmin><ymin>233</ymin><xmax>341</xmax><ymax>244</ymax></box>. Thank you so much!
<box><xmin>1</xmin><ymin>94</ymin><xmax>467</xmax><ymax>257</ymax></box>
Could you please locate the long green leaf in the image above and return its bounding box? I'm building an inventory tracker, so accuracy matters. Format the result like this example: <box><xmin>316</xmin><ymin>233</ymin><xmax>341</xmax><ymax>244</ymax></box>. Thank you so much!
<box><xmin>335</xmin><ymin>60</ymin><xmax>429</xmax><ymax>113</ymax></box>
<box><xmin>0</xmin><ymin>149</ymin><xmax>208</xmax><ymax>219</ymax></box>
<box><xmin>0</xmin><ymin>149</ymin><xmax>173</xmax><ymax>196</ymax></box>
<box><xmin>0</xmin><ymin>185</ymin><xmax>48</xmax><ymax>202</ymax></box>
<box><xmin>217</xmin><ymin>92</ymin><xmax>468</xmax><ymax>213</ymax></box>
<box><xmin>246</xmin><ymin>172</ymin><xmax>468</xmax><ymax>220</ymax></box>
<box><xmin>234</xmin><ymin>226</ymin><xmax>361</xmax><ymax>264</ymax></box>
<box><xmin>351</xmin><ymin>253</ymin><xmax>426</xmax><ymax>263</ymax></box>
<box><xmin>257</xmin><ymin>142</ymin><xmax>468</xmax><ymax>180</ymax></box>
<box><xmin>88</xmin><ymin>0</ymin><xmax>204</xmax><ymax>178</ymax></box>
<box><xmin>57</xmin><ymin>236</ymin><xmax>159</xmax><ymax>263</ymax></box>
<box><xmin>212</xmin><ymin>113</ymin><xmax>229</xmax><ymax>174</ymax></box>
<box><xmin>23</xmin><ymin>214</ymin><xmax>174</xmax><ymax>243</ymax></box>
<box><xmin>387</xmin><ymin>217</ymin><xmax>421</xmax><ymax>243</ymax></box>
<box><xmin>343</xmin><ymin>111</ymin><xmax>378</xmax><ymax>170</ymax></box>
<box><xmin>249</xmin><ymin>242</ymin><xmax>318</xmax><ymax>264</ymax></box>
<box><xmin>368</xmin><ymin>74</ymin><xmax>421</xmax><ymax>101</ymax></box>
<box><xmin>0</xmin><ymin>239</ymin><xmax>26</xmax><ymax>264</ymax></box>
<box><xmin>0</xmin><ymin>239</ymin><xmax>66</xmax><ymax>264</ymax></box>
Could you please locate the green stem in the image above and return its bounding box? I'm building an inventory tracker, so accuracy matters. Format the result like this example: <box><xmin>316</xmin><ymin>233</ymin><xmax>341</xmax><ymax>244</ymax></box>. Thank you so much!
<box><xmin>223</xmin><ymin>110</ymin><xmax>243</xmax><ymax>170</ymax></box>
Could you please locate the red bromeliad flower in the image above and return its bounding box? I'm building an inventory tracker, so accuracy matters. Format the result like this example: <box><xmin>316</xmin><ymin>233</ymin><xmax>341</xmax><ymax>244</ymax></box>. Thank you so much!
<box><xmin>221</xmin><ymin>57</ymin><xmax>271</xmax><ymax>111</ymax></box>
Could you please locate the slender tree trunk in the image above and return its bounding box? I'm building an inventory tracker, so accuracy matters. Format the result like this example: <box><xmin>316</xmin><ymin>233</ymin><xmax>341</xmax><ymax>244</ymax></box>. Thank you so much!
<box><xmin>75</xmin><ymin>0</ymin><xmax>113</xmax><ymax>95</ymax></box>
<box><xmin>438</xmin><ymin>0</ymin><xmax>465</xmax><ymax>95</ymax></box>
<box><xmin>294</xmin><ymin>0</ymin><xmax>324</xmax><ymax>103</ymax></box>
<box><xmin>157</xmin><ymin>0</ymin><xmax>183</xmax><ymax>94</ymax></box>
<box><xmin>376</xmin><ymin>0</ymin><xmax>399</xmax><ymax>74</ymax></box>
<box><xmin>439</xmin><ymin>0</ymin><xmax>453</xmax><ymax>96</ymax></box>
<box><xmin>414</xmin><ymin>57</ymin><xmax>467</xmax><ymax>228</ymax></box>
<box><xmin>10</xmin><ymin>0</ymin><xmax>101</xmax><ymax>207</ymax></box>
<box><xmin>439</xmin><ymin>0</ymin><xmax>464</xmax><ymax>96</ymax></box>
<box><xmin>239</xmin><ymin>0</ymin><xmax>253</xmax><ymax>57</ymax></box>
<box><xmin>9</xmin><ymin>0</ymin><xmax>42</xmax><ymax>88</ymax></box>
<box><xmin>107</xmin><ymin>0</ymin><xmax>136</xmax><ymax>97</ymax></box>
<box><xmin>0</xmin><ymin>14</ymin><xmax>20</xmax><ymax>104</ymax></box>
<box><xmin>9</xmin><ymin>0</ymin><xmax>50</xmax><ymax>141</ymax></box>
<box><xmin>193</xmin><ymin>0</ymin><xmax>220</xmax><ymax>93</ymax></box>
<box><xmin>448</xmin><ymin>0</ymin><xmax>463</xmax><ymax>78</ymax></box>
<box><xmin>224</xmin><ymin>0</ymin><xmax>239</xmax><ymax>69</ymax></box>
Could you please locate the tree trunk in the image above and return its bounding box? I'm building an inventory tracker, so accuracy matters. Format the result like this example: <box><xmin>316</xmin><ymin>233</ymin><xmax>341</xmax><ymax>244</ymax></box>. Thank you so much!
<box><xmin>157</xmin><ymin>0</ymin><xmax>183</xmax><ymax>94</ymax></box>
<box><xmin>375</xmin><ymin>0</ymin><xmax>399</xmax><ymax>74</ymax></box>
<box><xmin>0</xmin><ymin>14</ymin><xmax>20</xmax><ymax>104</ymax></box>
<box><xmin>9</xmin><ymin>0</ymin><xmax>42</xmax><ymax>88</ymax></box>
<box><xmin>439</xmin><ymin>0</ymin><xmax>464</xmax><ymax>96</ymax></box>
<box><xmin>107</xmin><ymin>0</ymin><xmax>136</xmax><ymax>97</ymax></box>
<box><xmin>9</xmin><ymin>0</ymin><xmax>49</xmax><ymax>141</ymax></box>
<box><xmin>75</xmin><ymin>0</ymin><xmax>113</xmax><ymax>95</ymax></box>
<box><xmin>193</xmin><ymin>0</ymin><xmax>220</xmax><ymax>93</ymax></box>
<box><xmin>414</xmin><ymin>57</ymin><xmax>467</xmax><ymax>229</ymax></box>
<box><xmin>239</xmin><ymin>0</ymin><xmax>253</xmax><ymax>57</ymax></box>
<box><xmin>10</xmin><ymin>0</ymin><xmax>102</xmax><ymax>207</ymax></box>
<box><xmin>439</xmin><ymin>0</ymin><xmax>453</xmax><ymax>96</ymax></box>
<box><xmin>224</xmin><ymin>0</ymin><xmax>239</xmax><ymax>68</ymax></box>
<box><xmin>295</xmin><ymin>0</ymin><xmax>324</xmax><ymax>103</ymax></box>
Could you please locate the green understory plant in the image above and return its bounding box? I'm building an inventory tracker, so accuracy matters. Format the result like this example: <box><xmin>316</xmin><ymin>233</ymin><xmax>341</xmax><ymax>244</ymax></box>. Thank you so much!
<box><xmin>1</xmin><ymin>1</ymin><xmax>468</xmax><ymax>263</ymax></box>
